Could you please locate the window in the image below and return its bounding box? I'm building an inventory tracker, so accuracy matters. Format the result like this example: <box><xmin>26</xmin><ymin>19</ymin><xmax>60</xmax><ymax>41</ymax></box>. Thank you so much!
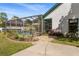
<box><xmin>69</xmin><ymin>18</ymin><xmax>78</xmax><ymax>33</ymax></box>
<box><xmin>44</xmin><ymin>19</ymin><xmax>52</xmax><ymax>32</ymax></box>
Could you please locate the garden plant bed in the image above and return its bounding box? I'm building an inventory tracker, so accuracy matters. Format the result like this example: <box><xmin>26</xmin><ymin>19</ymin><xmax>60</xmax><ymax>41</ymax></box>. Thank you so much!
<box><xmin>0</xmin><ymin>32</ymin><xmax>32</xmax><ymax>56</ymax></box>
<box><xmin>52</xmin><ymin>37</ymin><xmax>79</xmax><ymax>47</ymax></box>
<box><xmin>6</xmin><ymin>31</ymin><xmax>33</xmax><ymax>42</ymax></box>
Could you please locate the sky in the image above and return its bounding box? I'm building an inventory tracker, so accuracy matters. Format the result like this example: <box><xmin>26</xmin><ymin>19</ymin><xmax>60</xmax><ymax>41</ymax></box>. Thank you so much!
<box><xmin>0</xmin><ymin>3</ymin><xmax>55</xmax><ymax>19</ymax></box>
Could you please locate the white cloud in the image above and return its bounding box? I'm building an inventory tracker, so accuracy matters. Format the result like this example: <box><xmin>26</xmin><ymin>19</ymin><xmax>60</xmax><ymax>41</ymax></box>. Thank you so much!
<box><xmin>0</xmin><ymin>6</ymin><xmax>31</xmax><ymax>19</ymax></box>
<box><xmin>0</xmin><ymin>3</ymin><xmax>53</xmax><ymax>19</ymax></box>
<box><xmin>16</xmin><ymin>3</ymin><xmax>51</xmax><ymax>13</ymax></box>
<box><xmin>17</xmin><ymin>3</ymin><xmax>40</xmax><ymax>11</ymax></box>
<box><xmin>0</xmin><ymin>7</ymin><xmax>17</xmax><ymax>19</ymax></box>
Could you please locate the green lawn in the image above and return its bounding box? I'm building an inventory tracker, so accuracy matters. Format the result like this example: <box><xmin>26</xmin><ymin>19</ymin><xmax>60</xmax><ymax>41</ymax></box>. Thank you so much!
<box><xmin>52</xmin><ymin>37</ymin><xmax>79</xmax><ymax>47</ymax></box>
<box><xmin>0</xmin><ymin>32</ymin><xmax>32</xmax><ymax>56</ymax></box>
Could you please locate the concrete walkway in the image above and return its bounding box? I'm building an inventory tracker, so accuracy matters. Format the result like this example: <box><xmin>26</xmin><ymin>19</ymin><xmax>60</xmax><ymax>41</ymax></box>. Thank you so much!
<box><xmin>12</xmin><ymin>36</ymin><xmax>79</xmax><ymax>56</ymax></box>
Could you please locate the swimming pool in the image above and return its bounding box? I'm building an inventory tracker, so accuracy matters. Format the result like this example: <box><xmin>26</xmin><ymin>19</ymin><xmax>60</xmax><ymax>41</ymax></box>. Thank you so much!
<box><xmin>18</xmin><ymin>31</ymin><xmax>32</xmax><ymax>35</ymax></box>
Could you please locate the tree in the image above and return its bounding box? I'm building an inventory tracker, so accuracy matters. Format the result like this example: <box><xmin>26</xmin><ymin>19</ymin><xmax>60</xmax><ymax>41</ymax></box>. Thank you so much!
<box><xmin>11</xmin><ymin>16</ymin><xmax>19</xmax><ymax>20</ymax></box>
<box><xmin>10</xmin><ymin>16</ymin><xmax>20</xmax><ymax>26</ymax></box>
<box><xmin>25</xmin><ymin>19</ymin><xmax>32</xmax><ymax>26</ymax></box>
<box><xmin>0</xmin><ymin>12</ymin><xmax>8</xmax><ymax>27</ymax></box>
<box><xmin>33</xmin><ymin>19</ymin><xmax>38</xmax><ymax>23</ymax></box>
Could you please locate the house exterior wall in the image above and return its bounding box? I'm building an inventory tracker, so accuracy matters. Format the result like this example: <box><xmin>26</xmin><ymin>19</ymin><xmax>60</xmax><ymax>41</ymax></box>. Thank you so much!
<box><xmin>71</xmin><ymin>3</ymin><xmax>79</xmax><ymax>37</ymax></box>
<box><xmin>59</xmin><ymin>16</ymin><xmax>69</xmax><ymax>34</ymax></box>
<box><xmin>71</xmin><ymin>4</ymin><xmax>79</xmax><ymax>18</ymax></box>
<box><xmin>78</xmin><ymin>19</ymin><xmax>79</xmax><ymax>37</ymax></box>
<box><xmin>44</xmin><ymin>3</ymin><xmax>72</xmax><ymax>34</ymax></box>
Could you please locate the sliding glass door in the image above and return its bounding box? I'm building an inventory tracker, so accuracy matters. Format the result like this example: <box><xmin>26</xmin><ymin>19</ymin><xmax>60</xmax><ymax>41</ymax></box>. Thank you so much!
<box><xmin>44</xmin><ymin>19</ymin><xmax>52</xmax><ymax>33</ymax></box>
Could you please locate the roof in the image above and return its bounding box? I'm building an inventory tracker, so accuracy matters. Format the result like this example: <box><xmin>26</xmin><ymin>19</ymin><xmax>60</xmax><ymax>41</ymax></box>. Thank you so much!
<box><xmin>43</xmin><ymin>3</ymin><xmax>62</xmax><ymax>18</ymax></box>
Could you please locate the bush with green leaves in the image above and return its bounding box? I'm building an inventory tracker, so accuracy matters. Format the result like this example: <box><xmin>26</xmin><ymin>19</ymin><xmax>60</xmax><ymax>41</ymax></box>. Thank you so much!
<box><xmin>15</xmin><ymin>33</ymin><xmax>32</xmax><ymax>41</ymax></box>
<box><xmin>15</xmin><ymin>34</ymin><xmax>24</xmax><ymax>41</ymax></box>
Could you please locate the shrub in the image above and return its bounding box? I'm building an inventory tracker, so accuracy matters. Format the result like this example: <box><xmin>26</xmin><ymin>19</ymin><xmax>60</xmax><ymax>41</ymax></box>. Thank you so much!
<box><xmin>64</xmin><ymin>33</ymin><xmax>79</xmax><ymax>41</ymax></box>
<box><xmin>15</xmin><ymin>34</ymin><xmax>25</xmax><ymax>41</ymax></box>
<box><xmin>65</xmin><ymin>33</ymin><xmax>78</xmax><ymax>38</ymax></box>
<box><xmin>6</xmin><ymin>30</ymin><xmax>33</xmax><ymax>41</ymax></box>
<box><xmin>48</xmin><ymin>29</ymin><xmax>63</xmax><ymax>37</ymax></box>
<box><xmin>15</xmin><ymin>34</ymin><xmax>33</xmax><ymax>41</ymax></box>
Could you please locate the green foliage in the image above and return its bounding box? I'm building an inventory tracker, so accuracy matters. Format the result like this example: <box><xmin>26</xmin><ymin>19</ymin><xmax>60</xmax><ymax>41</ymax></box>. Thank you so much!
<box><xmin>11</xmin><ymin>16</ymin><xmax>19</xmax><ymax>20</ymax></box>
<box><xmin>25</xmin><ymin>19</ymin><xmax>32</xmax><ymax>25</ymax></box>
<box><xmin>15</xmin><ymin>33</ymin><xmax>32</xmax><ymax>41</ymax></box>
<box><xmin>0</xmin><ymin>12</ymin><xmax>8</xmax><ymax>20</ymax></box>
<box><xmin>15</xmin><ymin>34</ymin><xmax>24</xmax><ymax>41</ymax></box>
<box><xmin>6</xmin><ymin>30</ymin><xmax>32</xmax><ymax>41</ymax></box>
<box><xmin>0</xmin><ymin>32</ymin><xmax>32</xmax><ymax>56</ymax></box>
<box><xmin>52</xmin><ymin>37</ymin><xmax>79</xmax><ymax>47</ymax></box>
<box><xmin>0</xmin><ymin>12</ymin><xmax>8</xmax><ymax>27</ymax></box>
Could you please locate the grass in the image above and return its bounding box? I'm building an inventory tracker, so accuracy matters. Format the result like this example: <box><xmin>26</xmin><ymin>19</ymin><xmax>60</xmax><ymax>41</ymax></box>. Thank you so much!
<box><xmin>0</xmin><ymin>32</ymin><xmax>32</xmax><ymax>56</ymax></box>
<box><xmin>52</xmin><ymin>37</ymin><xmax>79</xmax><ymax>47</ymax></box>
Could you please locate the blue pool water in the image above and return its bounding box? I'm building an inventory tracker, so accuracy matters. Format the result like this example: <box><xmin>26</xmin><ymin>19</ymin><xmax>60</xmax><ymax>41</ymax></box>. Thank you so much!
<box><xmin>18</xmin><ymin>31</ymin><xmax>32</xmax><ymax>35</ymax></box>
